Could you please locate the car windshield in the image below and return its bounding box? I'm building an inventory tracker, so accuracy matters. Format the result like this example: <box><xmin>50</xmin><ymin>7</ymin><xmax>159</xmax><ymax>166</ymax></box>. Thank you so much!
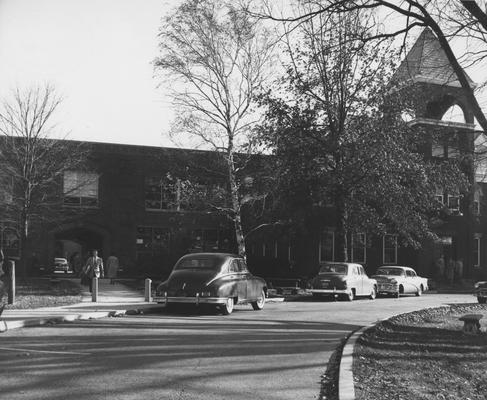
<box><xmin>319</xmin><ymin>264</ymin><xmax>348</xmax><ymax>274</ymax></box>
<box><xmin>376</xmin><ymin>268</ymin><xmax>404</xmax><ymax>276</ymax></box>
<box><xmin>174</xmin><ymin>257</ymin><xmax>222</xmax><ymax>270</ymax></box>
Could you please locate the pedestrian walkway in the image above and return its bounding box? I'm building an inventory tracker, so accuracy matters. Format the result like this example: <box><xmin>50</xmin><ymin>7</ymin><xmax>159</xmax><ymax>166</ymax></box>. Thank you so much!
<box><xmin>82</xmin><ymin>278</ymin><xmax>147</xmax><ymax>303</ymax></box>
<box><xmin>1</xmin><ymin>279</ymin><xmax>160</xmax><ymax>333</ymax></box>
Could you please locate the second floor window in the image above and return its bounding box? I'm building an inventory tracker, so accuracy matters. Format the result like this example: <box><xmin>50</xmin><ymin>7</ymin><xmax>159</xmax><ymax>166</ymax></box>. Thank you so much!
<box><xmin>145</xmin><ymin>175</ymin><xmax>178</xmax><ymax>211</ymax></box>
<box><xmin>63</xmin><ymin>171</ymin><xmax>99</xmax><ymax>207</ymax></box>
<box><xmin>145</xmin><ymin>174</ymin><xmax>227</xmax><ymax>212</ymax></box>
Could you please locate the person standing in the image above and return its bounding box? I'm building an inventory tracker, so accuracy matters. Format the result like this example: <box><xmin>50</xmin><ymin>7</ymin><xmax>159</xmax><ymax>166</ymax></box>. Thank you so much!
<box><xmin>455</xmin><ymin>258</ymin><xmax>464</xmax><ymax>285</ymax></box>
<box><xmin>445</xmin><ymin>258</ymin><xmax>455</xmax><ymax>286</ymax></box>
<box><xmin>435</xmin><ymin>255</ymin><xmax>445</xmax><ymax>283</ymax></box>
<box><xmin>106</xmin><ymin>253</ymin><xmax>119</xmax><ymax>285</ymax></box>
<box><xmin>83</xmin><ymin>249</ymin><xmax>104</xmax><ymax>292</ymax></box>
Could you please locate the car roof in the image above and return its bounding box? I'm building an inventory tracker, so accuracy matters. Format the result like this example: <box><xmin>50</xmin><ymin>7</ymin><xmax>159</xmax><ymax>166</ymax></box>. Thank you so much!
<box><xmin>378</xmin><ymin>266</ymin><xmax>411</xmax><ymax>270</ymax></box>
<box><xmin>180</xmin><ymin>252</ymin><xmax>240</xmax><ymax>260</ymax></box>
<box><xmin>322</xmin><ymin>262</ymin><xmax>362</xmax><ymax>267</ymax></box>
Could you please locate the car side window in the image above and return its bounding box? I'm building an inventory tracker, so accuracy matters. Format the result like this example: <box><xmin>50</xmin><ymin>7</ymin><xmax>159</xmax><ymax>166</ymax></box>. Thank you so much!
<box><xmin>237</xmin><ymin>259</ymin><xmax>249</xmax><ymax>273</ymax></box>
<box><xmin>406</xmin><ymin>270</ymin><xmax>415</xmax><ymax>277</ymax></box>
<box><xmin>228</xmin><ymin>260</ymin><xmax>239</xmax><ymax>273</ymax></box>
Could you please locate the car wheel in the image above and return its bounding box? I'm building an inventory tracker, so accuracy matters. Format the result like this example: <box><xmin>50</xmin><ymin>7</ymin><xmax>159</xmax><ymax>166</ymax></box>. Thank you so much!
<box><xmin>369</xmin><ymin>286</ymin><xmax>377</xmax><ymax>300</ymax></box>
<box><xmin>416</xmin><ymin>285</ymin><xmax>423</xmax><ymax>297</ymax></box>
<box><xmin>343</xmin><ymin>289</ymin><xmax>354</xmax><ymax>301</ymax></box>
<box><xmin>393</xmin><ymin>291</ymin><xmax>400</xmax><ymax>298</ymax></box>
<box><xmin>251</xmin><ymin>290</ymin><xmax>266</xmax><ymax>310</ymax></box>
<box><xmin>221</xmin><ymin>297</ymin><xmax>234</xmax><ymax>315</ymax></box>
<box><xmin>478</xmin><ymin>296</ymin><xmax>487</xmax><ymax>304</ymax></box>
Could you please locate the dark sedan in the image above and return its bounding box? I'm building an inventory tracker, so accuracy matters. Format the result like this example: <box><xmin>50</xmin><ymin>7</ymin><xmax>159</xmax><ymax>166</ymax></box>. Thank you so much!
<box><xmin>154</xmin><ymin>253</ymin><xmax>267</xmax><ymax>315</ymax></box>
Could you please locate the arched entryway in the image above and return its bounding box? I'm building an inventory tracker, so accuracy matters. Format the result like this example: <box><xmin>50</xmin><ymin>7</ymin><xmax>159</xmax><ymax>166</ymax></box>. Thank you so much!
<box><xmin>48</xmin><ymin>223</ymin><xmax>111</xmax><ymax>273</ymax></box>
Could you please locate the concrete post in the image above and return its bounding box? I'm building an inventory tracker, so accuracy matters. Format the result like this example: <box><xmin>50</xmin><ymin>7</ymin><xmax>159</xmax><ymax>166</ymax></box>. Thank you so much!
<box><xmin>145</xmin><ymin>278</ymin><xmax>152</xmax><ymax>302</ymax></box>
<box><xmin>7</xmin><ymin>260</ymin><xmax>15</xmax><ymax>305</ymax></box>
<box><xmin>92</xmin><ymin>277</ymin><xmax>98</xmax><ymax>302</ymax></box>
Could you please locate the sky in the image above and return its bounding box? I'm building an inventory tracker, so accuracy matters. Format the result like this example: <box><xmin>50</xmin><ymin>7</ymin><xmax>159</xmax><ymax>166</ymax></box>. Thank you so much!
<box><xmin>0</xmin><ymin>0</ymin><xmax>485</xmax><ymax>148</ymax></box>
<box><xmin>0</xmin><ymin>0</ymin><xmax>178</xmax><ymax>147</ymax></box>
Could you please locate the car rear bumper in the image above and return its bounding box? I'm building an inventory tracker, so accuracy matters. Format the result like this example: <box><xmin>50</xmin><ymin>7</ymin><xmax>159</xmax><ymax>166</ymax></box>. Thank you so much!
<box><xmin>153</xmin><ymin>295</ymin><xmax>228</xmax><ymax>305</ymax></box>
<box><xmin>307</xmin><ymin>288</ymin><xmax>347</xmax><ymax>295</ymax></box>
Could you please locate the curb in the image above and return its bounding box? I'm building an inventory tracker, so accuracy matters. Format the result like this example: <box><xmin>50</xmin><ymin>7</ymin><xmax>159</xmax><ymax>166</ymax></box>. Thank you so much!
<box><xmin>338</xmin><ymin>322</ymin><xmax>382</xmax><ymax>400</ymax></box>
<box><xmin>0</xmin><ymin>304</ymin><xmax>162</xmax><ymax>333</ymax></box>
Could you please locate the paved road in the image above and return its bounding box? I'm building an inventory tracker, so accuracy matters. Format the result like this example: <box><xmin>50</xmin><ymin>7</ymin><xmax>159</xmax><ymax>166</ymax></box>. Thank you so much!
<box><xmin>0</xmin><ymin>293</ymin><xmax>475</xmax><ymax>400</ymax></box>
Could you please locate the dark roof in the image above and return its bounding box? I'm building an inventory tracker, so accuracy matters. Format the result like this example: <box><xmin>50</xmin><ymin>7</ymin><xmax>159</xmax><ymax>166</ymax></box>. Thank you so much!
<box><xmin>392</xmin><ymin>28</ymin><xmax>476</xmax><ymax>88</ymax></box>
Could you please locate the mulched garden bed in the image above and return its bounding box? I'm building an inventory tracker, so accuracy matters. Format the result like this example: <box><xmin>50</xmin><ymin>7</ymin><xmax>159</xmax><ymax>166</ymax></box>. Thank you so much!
<box><xmin>3</xmin><ymin>278</ymin><xmax>83</xmax><ymax>309</ymax></box>
<box><xmin>354</xmin><ymin>304</ymin><xmax>487</xmax><ymax>400</ymax></box>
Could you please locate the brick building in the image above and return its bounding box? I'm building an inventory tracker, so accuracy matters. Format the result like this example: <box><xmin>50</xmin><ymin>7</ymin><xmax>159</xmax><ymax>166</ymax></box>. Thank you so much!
<box><xmin>2</xmin><ymin>29</ymin><xmax>486</xmax><ymax>281</ymax></box>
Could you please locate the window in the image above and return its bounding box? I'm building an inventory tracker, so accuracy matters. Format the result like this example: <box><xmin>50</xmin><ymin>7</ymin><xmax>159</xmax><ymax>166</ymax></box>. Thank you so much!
<box><xmin>383</xmin><ymin>234</ymin><xmax>398</xmax><ymax>264</ymax></box>
<box><xmin>136</xmin><ymin>226</ymin><xmax>171</xmax><ymax>253</ymax></box>
<box><xmin>406</xmin><ymin>269</ymin><xmax>416</xmax><ymax>278</ymax></box>
<box><xmin>145</xmin><ymin>175</ymin><xmax>178</xmax><ymax>211</ymax></box>
<box><xmin>351</xmin><ymin>233</ymin><xmax>366</xmax><ymax>263</ymax></box>
<box><xmin>145</xmin><ymin>175</ymin><xmax>227</xmax><ymax>212</ymax></box>
<box><xmin>474</xmin><ymin>236</ymin><xmax>481</xmax><ymax>267</ymax></box>
<box><xmin>447</xmin><ymin>144</ymin><xmax>460</xmax><ymax>159</ymax></box>
<box><xmin>319</xmin><ymin>231</ymin><xmax>334</xmax><ymax>262</ymax></box>
<box><xmin>448</xmin><ymin>194</ymin><xmax>460</xmax><ymax>213</ymax></box>
<box><xmin>474</xmin><ymin>189</ymin><xmax>482</xmax><ymax>216</ymax></box>
<box><xmin>435</xmin><ymin>189</ymin><xmax>444</xmax><ymax>206</ymax></box>
<box><xmin>432</xmin><ymin>142</ymin><xmax>445</xmax><ymax>158</ymax></box>
<box><xmin>0</xmin><ymin>226</ymin><xmax>19</xmax><ymax>258</ymax></box>
<box><xmin>63</xmin><ymin>171</ymin><xmax>99</xmax><ymax>207</ymax></box>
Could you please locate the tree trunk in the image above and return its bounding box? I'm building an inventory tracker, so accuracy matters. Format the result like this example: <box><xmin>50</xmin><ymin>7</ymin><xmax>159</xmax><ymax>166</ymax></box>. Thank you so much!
<box><xmin>227</xmin><ymin>144</ymin><xmax>246</xmax><ymax>259</ymax></box>
<box><xmin>335</xmin><ymin>200</ymin><xmax>348</xmax><ymax>262</ymax></box>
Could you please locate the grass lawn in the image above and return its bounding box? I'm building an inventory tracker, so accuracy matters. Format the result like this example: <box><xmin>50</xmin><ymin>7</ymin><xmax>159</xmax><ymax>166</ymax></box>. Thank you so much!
<box><xmin>3</xmin><ymin>277</ymin><xmax>83</xmax><ymax>309</ymax></box>
<box><xmin>354</xmin><ymin>304</ymin><xmax>487</xmax><ymax>400</ymax></box>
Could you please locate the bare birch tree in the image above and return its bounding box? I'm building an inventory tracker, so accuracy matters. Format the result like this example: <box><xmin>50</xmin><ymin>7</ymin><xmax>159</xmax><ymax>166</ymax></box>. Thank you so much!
<box><xmin>0</xmin><ymin>85</ymin><xmax>88</xmax><ymax>274</ymax></box>
<box><xmin>155</xmin><ymin>0</ymin><xmax>274</xmax><ymax>257</ymax></box>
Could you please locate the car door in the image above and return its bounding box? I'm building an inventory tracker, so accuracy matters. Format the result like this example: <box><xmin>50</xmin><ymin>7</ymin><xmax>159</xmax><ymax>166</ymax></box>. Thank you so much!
<box><xmin>407</xmin><ymin>269</ymin><xmax>419</xmax><ymax>292</ymax></box>
<box><xmin>359</xmin><ymin>265</ymin><xmax>370</xmax><ymax>295</ymax></box>
<box><xmin>404</xmin><ymin>269</ymin><xmax>415</xmax><ymax>293</ymax></box>
<box><xmin>350</xmin><ymin>265</ymin><xmax>363</xmax><ymax>295</ymax></box>
<box><xmin>230</xmin><ymin>259</ymin><xmax>247</xmax><ymax>301</ymax></box>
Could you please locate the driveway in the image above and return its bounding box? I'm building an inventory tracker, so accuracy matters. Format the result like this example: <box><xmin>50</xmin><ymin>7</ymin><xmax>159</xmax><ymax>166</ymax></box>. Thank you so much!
<box><xmin>0</xmin><ymin>293</ymin><xmax>474</xmax><ymax>400</ymax></box>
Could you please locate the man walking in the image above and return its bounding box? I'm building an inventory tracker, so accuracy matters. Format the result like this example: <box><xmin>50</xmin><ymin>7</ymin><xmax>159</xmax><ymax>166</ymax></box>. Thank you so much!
<box><xmin>83</xmin><ymin>249</ymin><xmax>104</xmax><ymax>292</ymax></box>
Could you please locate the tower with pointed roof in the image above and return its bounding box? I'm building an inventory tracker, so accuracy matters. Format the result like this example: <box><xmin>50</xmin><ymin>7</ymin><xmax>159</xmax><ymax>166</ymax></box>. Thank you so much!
<box><xmin>393</xmin><ymin>28</ymin><xmax>478</xmax><ymax>278</ymax></box>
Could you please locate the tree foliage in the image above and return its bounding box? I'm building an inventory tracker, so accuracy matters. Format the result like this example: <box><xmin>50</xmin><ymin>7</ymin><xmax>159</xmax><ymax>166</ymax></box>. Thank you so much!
<box><xmin>257</xmin><ymin>0</ymin><xmax>487</xmax><ymax>132</ymax></box>
<box><xmin>257</xmin><ymin>7</ymin><xmax>466</xmax><ymax>260</ymax></box>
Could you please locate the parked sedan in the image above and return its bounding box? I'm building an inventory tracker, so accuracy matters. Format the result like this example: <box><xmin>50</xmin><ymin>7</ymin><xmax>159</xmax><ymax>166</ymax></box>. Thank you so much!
<box><xmin>154</xmin><ymin>253</ymin><xmax>267</xmax><ymax>315</ymax></box>
<box><xmin>474</xmin><ymin>281</ymin><xmax>487</xmax><ymax>304</ymax></box>
<box><xmin>52</xmin><ymin>258</ymin><xmax>71</xmax><ymax>274</ymax></box>
<box><xmin>307</xmin><ymin>262</ymin><xmax>377</xmax><ymax>301</ymax></box>
<box><xmin>372</xmin><ymin>266</ymin><xmax>428</xmax><ymax>298</ymax></box>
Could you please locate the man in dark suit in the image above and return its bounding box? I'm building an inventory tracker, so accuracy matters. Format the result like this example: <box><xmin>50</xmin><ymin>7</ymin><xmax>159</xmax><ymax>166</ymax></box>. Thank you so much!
<box><xmin>83</xmin><ymin>249</ymin><xmax>104</xmax><ymax>292</ymax></box>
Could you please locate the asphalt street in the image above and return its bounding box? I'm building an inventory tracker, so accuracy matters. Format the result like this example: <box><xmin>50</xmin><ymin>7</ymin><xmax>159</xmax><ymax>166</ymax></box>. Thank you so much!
<box><xmin>0</xmin><ymin>293</ymin><xmax>475</xmax><ymax>400</ymax></box>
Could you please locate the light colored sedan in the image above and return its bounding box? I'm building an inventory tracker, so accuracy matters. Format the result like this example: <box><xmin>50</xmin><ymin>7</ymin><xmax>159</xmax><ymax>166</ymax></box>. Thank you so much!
<box><xmin>307</xmin><ymin>262</ymin><xmax>377</xmax><ymax>301</ymax></box>
<box><xmin>372</xmin><ymin>266</ymin><xmax>428</xmax><ymax>298</ymax></box>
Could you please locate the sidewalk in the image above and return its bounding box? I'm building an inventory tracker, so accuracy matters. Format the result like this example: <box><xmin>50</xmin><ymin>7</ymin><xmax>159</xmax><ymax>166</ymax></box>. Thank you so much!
<box><xmin>0</xmin><ymin>279</ymin><xmax>162</xmax><ymax>332</ymax></box>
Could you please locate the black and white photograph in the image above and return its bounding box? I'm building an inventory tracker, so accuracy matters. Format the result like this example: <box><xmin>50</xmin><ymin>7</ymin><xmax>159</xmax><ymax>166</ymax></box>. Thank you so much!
<box><xmin>1</xmin><ymin>1</ymin><xmax>487</xmax><ymax>399</ymax></box>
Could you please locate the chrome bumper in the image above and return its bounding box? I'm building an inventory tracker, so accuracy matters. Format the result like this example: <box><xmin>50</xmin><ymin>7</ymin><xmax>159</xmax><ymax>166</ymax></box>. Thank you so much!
<box><xmin>153</xmin><ymin>294</ymin><xmax>228</xmax><ymax>305</ymax></box>
<box><xmin>307</xmin><ymin>288</ymin><xmax>347</xmax><ymax>295</ymax></box>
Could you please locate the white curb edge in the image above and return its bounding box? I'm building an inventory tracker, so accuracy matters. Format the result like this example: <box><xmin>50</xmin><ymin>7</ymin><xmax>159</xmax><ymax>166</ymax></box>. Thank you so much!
<box><xmin>338</xmin><ymin>323</ymin><xmax>377</xmax><ymax>400</ymax></box>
